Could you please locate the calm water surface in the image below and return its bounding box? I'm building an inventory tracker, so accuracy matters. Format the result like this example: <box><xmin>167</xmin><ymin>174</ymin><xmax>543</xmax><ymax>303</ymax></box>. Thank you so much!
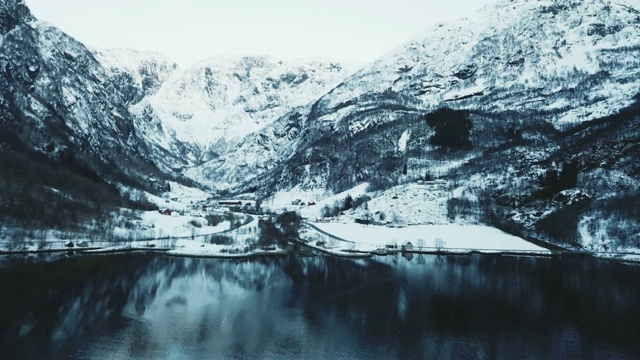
<box><xmin>1</xmin><ymin>252</ymin><xmax>639</xmax><ymax>359</ymax></box>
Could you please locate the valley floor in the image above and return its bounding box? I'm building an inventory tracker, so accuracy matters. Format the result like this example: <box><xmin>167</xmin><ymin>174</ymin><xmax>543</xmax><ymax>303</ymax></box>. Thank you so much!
<box><xmin>3</xmin><ymin>215</ymin><xmax>640</xmax><ymax>263</ymax></box>
<box><xmin>2</xmin><ymin>181</ymin><xmax>639</xmax><ymax>262</ymax></box>
<box><xmin>0</xmin><ymin>213</ymin><xmax>548</xmax><ymax>257</ymax></box>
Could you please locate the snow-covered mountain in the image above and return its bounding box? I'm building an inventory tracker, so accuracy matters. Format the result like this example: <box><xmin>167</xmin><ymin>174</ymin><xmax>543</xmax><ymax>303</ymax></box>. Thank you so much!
<box><xmin>3</xmin><ymin>0</ymin><xmax>640</xmax><ymax>250</ymax></box>
<box><xmin>314</xmin><ymin>0</ymin><xmax>640</xmax><ymax>130</ymax></box>
<box><xmin>266</xmin><ymin>0</ymin><xmax>640</xmax><ymax>190</ymax></box>
<box><xmin>92</xmin><ymin>0</ymin><xmax>640</xmax><ymax>201</ymax></box>
<box><xmin>242</xmin><ymin>0</ymin><xmax>640</xmax><ymax>250</ymax></box>
<box><xmin>139</xmin><ymin>56</ymin><xmax>352</xmax><ymax>147</ymax></box>
<box><xmin>0</xmin><ymin>0</ymin><xmax>180</xmax><ymax>233</ymax></box>
<box><xmin>95</xmin><ymin>52</ymin><xmax>356</xmax><ymax>186</ymax></box>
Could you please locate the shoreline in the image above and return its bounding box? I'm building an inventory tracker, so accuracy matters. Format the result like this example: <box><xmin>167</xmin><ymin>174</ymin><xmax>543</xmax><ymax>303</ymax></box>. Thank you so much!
<box><xmin>165</xmin><ymin>248</ymin><xmax>291</xmax><ymax>259</ymax></box>
<box><xmin>0</xmin><ymin>245</ymin><xmax>292</xmax><ymax>260</ymax></box>
<box><xmin>1</xmin><ymin>237</ymin><xmax>639</xmax><ymax>264</ymax></box>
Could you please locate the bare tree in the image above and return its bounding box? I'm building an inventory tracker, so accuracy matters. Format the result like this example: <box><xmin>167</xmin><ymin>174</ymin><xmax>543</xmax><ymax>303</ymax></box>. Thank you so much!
<box><xmin>434</xmin><ymin>237</ymin><xmax>446</xmax><ymax>252</ymax></box>
<box><xmin>391</xmin><ymin>211</ymin><xmax>399</xmax><ymax>224</ymax></box>
<box><xmin>417</xmin><ymin>238</ymin><xmax>425</xmax><ymax>250</ymax></box>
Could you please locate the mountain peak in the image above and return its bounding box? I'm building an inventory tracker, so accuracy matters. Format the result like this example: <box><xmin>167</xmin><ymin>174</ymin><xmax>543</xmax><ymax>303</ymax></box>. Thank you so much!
<box><xmin>92</xmin><ymin>47</ymin><xmax>181</xmax><ymax>105</ymax></box>
<box><xmin>91</xmin><ymin>47</ymin><xmax>179</xmax><ymax>71</ymax></box>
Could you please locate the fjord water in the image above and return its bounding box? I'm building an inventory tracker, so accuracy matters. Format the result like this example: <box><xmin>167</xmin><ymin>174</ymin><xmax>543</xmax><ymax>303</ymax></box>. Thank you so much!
<box><xmin>1</xmin><ymin>253</ymin><xmax>639</xmax><ymax>359</ymax></box>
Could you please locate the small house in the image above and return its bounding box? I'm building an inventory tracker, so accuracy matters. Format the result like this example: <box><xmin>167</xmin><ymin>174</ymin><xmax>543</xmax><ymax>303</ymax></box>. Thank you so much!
<box><xmin>402</xmin><ymin>241</ymin><xmax>414</xmax><ymax>252</ymax></box>
<box><xmin>424</xmin><ymin>180</ymin><xmax>447</xmax><ymax>189</ymax></box>
<box><xmin>190</xmin><ymin>210</ymin><xmax>204</xmax><ymax>217</ymax></box>
<box><xmin>386</xmin><ymin>243</ymin><xmax>400</xmax><ymax>251</ymax></box>
<box><xmin>161</xmin><ymin>209</ymin><xmax>172</xmax><ymax>216</ymax></box>
<box><xmin>373</xmin><ymin>247</ymin><xmax>388</xmax><ymax>255</ymax></box>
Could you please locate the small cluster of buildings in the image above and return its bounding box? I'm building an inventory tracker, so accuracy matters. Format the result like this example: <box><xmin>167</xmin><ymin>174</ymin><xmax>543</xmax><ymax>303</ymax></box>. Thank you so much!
<box><xmin>291</xmin><ymin>199</ymin><xmax>316</xmax><ymax>206</ymax></box>
<box><xmin>159</xmin><ymin>208</ymin><xmax>180</xmax><ymax>217</ymax></box>
<box><xmin>159</xmin><ymin>198</ymin><xmax>253</xmax><ymax>218</ymax></box>
<box><xmin>375</xmin><ymin>241</ymin><xmax>414</xmax><ymax>254</ymax></box>
<box><xmin>416</xmin><ymin>179</ymin><xmax>447</xmax><ymax>188</ymax></box>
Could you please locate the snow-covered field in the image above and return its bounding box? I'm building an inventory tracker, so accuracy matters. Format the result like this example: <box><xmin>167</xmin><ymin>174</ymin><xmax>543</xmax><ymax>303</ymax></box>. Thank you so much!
<box><xmin>145</xmin><ymin>181</ymin><xmax>211</xmax><ymax>209</ymax></box>
<box><xmin>0</xmin><ymin>212</ymin><xmax>280</xmax><ymax>259</ymax></box>
<box><xmin>112</xmin><ymin>211</ymin><xmax>230</xmax><ymax>240</ymax></box>
<box><xmin>302</xmin><ymin>222</ymin><xmax>550</xmax><ymax>254</ymax></box>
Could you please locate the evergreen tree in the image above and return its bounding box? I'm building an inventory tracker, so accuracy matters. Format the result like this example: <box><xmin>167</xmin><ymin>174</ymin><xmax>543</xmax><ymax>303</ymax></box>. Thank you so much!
<box><xmin>425</xmin><ymin>107</ymin><xmax>473</xmax><ymax>150</ymax></box>
<box><xmin>344</xmin><ymin>194</ymin><xmax>353</xmax><ymax>210</ymax></box>
<box><xmin>560</xmin><ymin>160</ymin><xmax>579</xmax><ymax>189</ymax></box>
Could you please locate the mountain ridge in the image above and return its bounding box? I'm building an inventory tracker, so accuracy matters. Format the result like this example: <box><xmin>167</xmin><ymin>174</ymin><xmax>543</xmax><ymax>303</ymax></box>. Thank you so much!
<box><xmin>93</xmin><ymin>51</ymin><xmax>356</xmax><ymax>187</ymax></box>
<box><xmin>262</xmin><ymin>0</ymin><xmax>640</xmax><ymax>191</ymax></box>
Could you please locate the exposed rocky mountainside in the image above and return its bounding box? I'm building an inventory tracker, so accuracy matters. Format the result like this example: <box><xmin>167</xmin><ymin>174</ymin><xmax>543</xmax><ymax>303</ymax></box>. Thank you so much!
<box><xmin>319</xmin><ymin>0</ymin><xmax>640</xmax><ymax>126</ymax></box>
<box><xmin>0</xmin><ymin>1</ymin><xmax>174</xmax><ymax>182</ymax></box>
<box><xmin>0</xmin><ymin>0</ymin><xmax>172</xmax><ymax>231</ymax></box>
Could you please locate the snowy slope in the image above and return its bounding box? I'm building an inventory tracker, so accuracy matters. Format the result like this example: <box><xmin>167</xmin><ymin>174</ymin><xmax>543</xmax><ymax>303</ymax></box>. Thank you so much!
<box><xmin>138</xmin><ymin>56</ymin><xmax>352</xmax><ymax>147</ymax></box>
<box><xmin>91</xmin><ymin>47</ymin><xmax>180</xmax><ymax>105</ymax></box>
<box><xmin>265</xmin><ymin>0</ymin><xmax>640</xmax><ymax>191</ymax></box>
<box><xmin>0</xmin><ymin>1</ymin><xmax>168</xmax><ymax>187</ymax></box>
<box><xmin>314</xmin><ymin>0</ymin><xmax>640</xmax><ymax>131</ymax></box>
<box><xmin>94</xmin><ymin>52</ymin><xmax>357</xmax><ymax>186</ymax></box>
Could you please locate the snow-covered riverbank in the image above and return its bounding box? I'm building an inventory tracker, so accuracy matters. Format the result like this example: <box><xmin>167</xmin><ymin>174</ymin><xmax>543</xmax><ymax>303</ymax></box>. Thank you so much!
<box><xmin>300</xmin><ymin>222</ymin><xmax>551</xmax><ymax>255</ymax></box>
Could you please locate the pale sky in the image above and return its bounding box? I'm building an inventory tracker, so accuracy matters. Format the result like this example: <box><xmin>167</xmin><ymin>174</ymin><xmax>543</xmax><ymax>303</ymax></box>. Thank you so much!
<box><xmin>24</xmin><ymin>0</ymin><xmax>494</xmax><ymax>68</ymax></box>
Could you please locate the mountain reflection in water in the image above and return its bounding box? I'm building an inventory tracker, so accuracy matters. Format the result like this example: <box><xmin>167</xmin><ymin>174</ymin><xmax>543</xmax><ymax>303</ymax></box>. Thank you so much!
<box><xmin>0</xmin><ymin>253</ymin><xmax>639</xmax><ymax>359</ymax></box>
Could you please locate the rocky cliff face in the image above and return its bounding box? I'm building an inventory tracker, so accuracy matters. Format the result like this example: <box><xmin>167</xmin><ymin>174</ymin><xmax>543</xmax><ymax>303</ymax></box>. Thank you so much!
<box><xmin>0</xmin><ymin>1</ymin><xmax>179</xmax><ymax>231</ymax></box>
<box><xmin>0</xmin><ymin>0</ymin><xmax>166</xmax><ymax>188</ymax></box>
<box><xmin>0</xmin><ymin>0</ymin><xmax>32</xmax><ymax>35</ymax></box>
